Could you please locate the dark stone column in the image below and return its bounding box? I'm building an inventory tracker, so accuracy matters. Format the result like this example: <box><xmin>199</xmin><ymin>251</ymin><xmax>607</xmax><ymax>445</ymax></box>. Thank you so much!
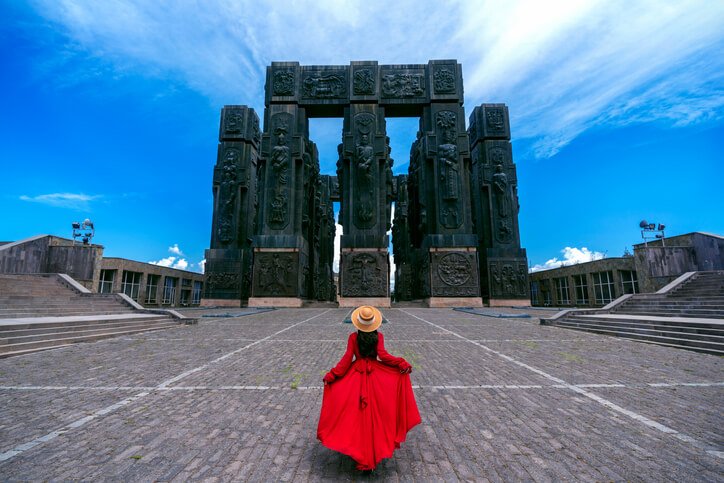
<box><xmin>315</xmin><ymin>175</ymin><xmax>336</xmax><ymax>301</ymax></box>
<box><xmin>469</xmin><ymin>104</ymin><xmax>530</xmax><ymax>306</ymax></box>
<box><xmin>203</xmin><ymin>105</ymin><xmax>260</xmax><ymax>306</ymax></box>
<box><xmin>338</xmin><ymin>104</ymin><xmax>391</xmax><ymax>307</ymax></box>
<box><xmin>413</xmin><ymin>103</ymin><xmax>481</xmax><ymax>307</ymax></box>
<box><xmin>249</xmin><ymin>103</ymin><xmax>314</xmax><ymax>306</ymax></box>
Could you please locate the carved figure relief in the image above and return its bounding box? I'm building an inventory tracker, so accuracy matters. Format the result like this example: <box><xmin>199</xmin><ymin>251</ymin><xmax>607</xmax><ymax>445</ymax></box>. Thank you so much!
<box><xmin>487</xmin><ymin>145</ymin><xmax>509</xmax><ymax>166</ymax></box>
<box><xmin>303</xmin><ymin>73</ymin><xmax>346</xmax><ymax>98</ymax></box>
<box><xmin>381</xmin><ymin>73</ymin><xmax>424</xmax><ymax>97</ymax></box>
<box><xmin>353</xmin><ymin>69</ymin><xmax>375</xmax><ymax>95</ymax></box>
<box><xmin>207</xmin><ymin>272</ymin><xmax>239</xmax><ymax>290</ymax></box>
<box><xmin>251</xmin><ymin>116</ymin><xmax>261</xmax><ymax>144</ymax></box>
<box><xmin>346</xmin><ymin>253</ymin><xmax>384</xmax><ymax>296</ymax></box>
<box><xmin>433</xmin><ymin>68</ymin><xmax>456</xmax><ymax>93</ymax></box>
<box><xmin>486</xmin><ymin>108</ymin><xmax>505</xmax><ymax>132</ymax></box>
<box><xmin>436</xmin><ymin>111</ymin><xmax>459</xmax><ymax>201</ymax></box>
<box><xmin>492</xmin><ymin>164</ymin><xmax>511</xmax><ymax>218</ymax></box>
<box><xmin>223</xmin><ymin>110</ymin><xmax>243</xmax><ymax>134</ymax></box>
<box><xmin>273</xmin><ymin>70</ymin><xmax>295</xmax><ymax>96</ymax></box>
<box><xmin>353</xmin><ymin>113</ymin><xmax>376</xmax><ymax>228</ymax></box>
<box><xmin>218</xmin><ymin>149</ymin><xmax>240</xmax><ymax>243</ymax></box>
<box><xmin>268</xmin><ymin>113</ymin><xmax>292</xmax><ymax>229</ymax></box>
<box><xmin>496</xmin><ymin>218</ymin><xmax>513</xmax><ymax>244</ymax></box>
<box><xmin>437</xmin><ymin>253</ymin><xmax>471</xmax><ymax>286</ymax></box>
<box><xmin>257</xmin><ymin>253</ymin><xmax>294</xmax><ymax>295</ymax></box>
<box><xmin>489</xmin><ymin>261</ymin><xmax>528</xmax><ymax>297</ymax></box>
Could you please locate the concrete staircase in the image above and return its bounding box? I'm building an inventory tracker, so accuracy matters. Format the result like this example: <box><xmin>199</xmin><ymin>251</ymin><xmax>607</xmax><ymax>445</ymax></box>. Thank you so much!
<box><xmin>0</xmin><ymin>274</ymin><xmax>188</xmax><ymax>358</ymax></box>
<box><xmin>542</xmin><ymin>271</ymin><xmax>724</xmax><ymax>355</ymax></box>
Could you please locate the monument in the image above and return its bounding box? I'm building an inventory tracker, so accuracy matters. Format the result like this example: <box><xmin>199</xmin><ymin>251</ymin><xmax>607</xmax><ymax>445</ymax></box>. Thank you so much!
<box><xmin>202</xmin><ymin>60</ymin><xmax>529</xmax><ymax>307</ymax></box>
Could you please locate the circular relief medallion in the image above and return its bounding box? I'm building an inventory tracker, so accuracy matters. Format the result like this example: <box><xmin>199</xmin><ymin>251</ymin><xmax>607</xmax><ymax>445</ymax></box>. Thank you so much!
<box><xmin>437</xmin><ymin>253</ymin><xmax>471</xmax><ymax>286</ymax></box>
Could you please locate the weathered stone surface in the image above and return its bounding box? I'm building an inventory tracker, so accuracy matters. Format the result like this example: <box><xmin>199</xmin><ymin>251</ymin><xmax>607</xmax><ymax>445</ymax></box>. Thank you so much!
<box><xmin>340</xmin><ymin>250</ymin><xmax>389</xmax><ymax>298</ymax></box>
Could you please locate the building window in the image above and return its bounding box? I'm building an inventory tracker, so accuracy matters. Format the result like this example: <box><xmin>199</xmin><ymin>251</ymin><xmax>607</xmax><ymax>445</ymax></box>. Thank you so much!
<box><xmin>162</xmin><ymin>277</ymin><xmax>178</xmax><ymax>305</ymax></box>
<box><xmin>592</xmin><ymin>271</ymin><xmax>615</xmax><ymax>304</ymax></box>
<box><xmin>620</xmin><ymin>270</ymin><xmax>639</xmax><ymax>294</ymax></box>
<box><xmin>192</xmin><ymin>281</ymin><xmax>202</xmax><ymax>305</ymax></box>
<box><xmin>530</xmin><ymin>281</ymin><xmax>539</xmax><ymax>306</ymax></box>
<box><xmin>145</xmin><ymin>274</ymin><xmax>160</xmax><ymax>304</ymax></box>
<box><xmin>99</xmin><ymin>270</ymin><xmax>116</xmax><ymax>294</ymax></box>
<box><xmin>121</xmin><ymin>271</ymin><xmax>142</xmax><ymax>300</ymax></box>
<box><xmin>554</xmin><ymin>277</ymin><xmax>570</xmax><ymax>305</ymax></box>
<box><xmin>573</xmin><ymin>274</ymin><xmax>589</xmax><ymax>305</ymax></box>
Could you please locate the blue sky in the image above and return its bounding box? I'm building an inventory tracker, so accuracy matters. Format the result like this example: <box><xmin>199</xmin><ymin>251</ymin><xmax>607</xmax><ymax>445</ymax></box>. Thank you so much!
<box><xmin>1</xmin><ymin>0</ymin><xmax>722</xmax><ymax>275</ymax></box>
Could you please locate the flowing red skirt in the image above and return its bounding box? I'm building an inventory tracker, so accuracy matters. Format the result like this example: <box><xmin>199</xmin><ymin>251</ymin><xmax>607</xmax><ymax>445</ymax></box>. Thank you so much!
<box><xmin>317</xmin><ymin>358</ymin><xmax>421</xmax><ymax>470</ymax></box>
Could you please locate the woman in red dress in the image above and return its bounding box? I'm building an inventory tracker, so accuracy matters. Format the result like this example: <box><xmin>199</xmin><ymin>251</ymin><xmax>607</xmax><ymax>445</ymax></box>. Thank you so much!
<box><xmin>317</xmin><ymin>306</ymin><xmax>421</xmax><ymax>471</ymax></box>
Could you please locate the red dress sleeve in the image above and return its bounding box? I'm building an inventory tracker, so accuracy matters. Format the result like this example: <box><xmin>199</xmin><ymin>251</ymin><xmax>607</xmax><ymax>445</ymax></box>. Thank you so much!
<box><xmin>376</xmin><ymin>332</ymin><xmax>409</xmax><ymax>368</ymax></box>
<box><xmin>327</xmin><ymin>333</ymin><xmax>357</xmax><ymax>381</ymax></box>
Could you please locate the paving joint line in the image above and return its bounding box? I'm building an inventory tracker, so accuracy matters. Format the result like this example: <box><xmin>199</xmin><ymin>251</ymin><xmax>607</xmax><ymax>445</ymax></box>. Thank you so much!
<box><xmin>0</xmin><ymin>309</ymin><xmax>333</xmax><ymax>464</ymax></box>
<box><xmin>398</xmin><ymin>308</ymin><xmax>724</xmax><ymax>460</ymax></box>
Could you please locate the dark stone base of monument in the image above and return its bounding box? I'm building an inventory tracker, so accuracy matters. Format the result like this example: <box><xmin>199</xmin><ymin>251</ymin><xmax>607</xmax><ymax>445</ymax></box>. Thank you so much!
<box><xmin>425</xmin><ymin>248</ymin><xmax>483</xmax><ymax>307</ymax></box>
<box><xmin>202</xmin><ymin>248</ymin><xmax>247</xmax><ymax>303</ymax></box>
<box><xmin>481</xmin><ymin>248</ymin><xmax>530</xmax><ymax>306</ymax></box>
<box><xmin>339</xmin><ymin>249</ymin><xmax>390</xmax><ymax>307</ymax></box>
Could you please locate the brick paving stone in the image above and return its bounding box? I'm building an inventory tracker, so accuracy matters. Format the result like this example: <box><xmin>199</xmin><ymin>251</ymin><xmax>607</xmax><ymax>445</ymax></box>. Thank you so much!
<box><xmin>0</xmin><ymin>307</ymin><xmax>721</xmax><ymax>481</ymax></box>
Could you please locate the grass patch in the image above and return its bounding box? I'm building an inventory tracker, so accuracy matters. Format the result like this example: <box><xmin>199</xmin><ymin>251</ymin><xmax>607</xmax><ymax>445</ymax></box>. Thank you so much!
<box><xmin>557</xmin><ymin>351</ymin><xmax>583</xmax><ymax>363</ymax></box>
<box><xmin>401</xmin><ymin>350</ymin><xmax>421</xmax><ymax>369</ymax></box>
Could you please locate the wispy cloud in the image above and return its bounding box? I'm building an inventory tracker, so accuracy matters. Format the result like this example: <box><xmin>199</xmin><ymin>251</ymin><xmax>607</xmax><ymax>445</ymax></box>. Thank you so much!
<box><xmin>530</xmin><ymin>246</ymin><xmax>605</xmax><ymax>272</ymax></box>
<box><xmin>19</xmin><ymin>192</ymin><xmax>100</xmax><ymax>210</ymax></box>
<box><xmin>29</xmin><ymin>0</ymin><xmax>724</xmax><ymax>157</ymax></box>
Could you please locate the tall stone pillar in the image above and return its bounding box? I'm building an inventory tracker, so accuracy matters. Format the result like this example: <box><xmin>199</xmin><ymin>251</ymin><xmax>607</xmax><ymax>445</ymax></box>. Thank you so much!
<box><xmin>392</xmin><ymin>175</ymin><xmax>413</xmax><ymax>301</ymax></box>
<box><xmin>202</xmin><ymin>105</ymin><xmax>260</xmax><ymax>306</ymax></box>
<box><xmin>249</xmin><ymin>102</ymin><xmax>315</xmax><ymax>307</ymax></box>
<box><xmin>414</xmin><ymin>103</ymin><xmax>482</xmax><ymax>307</ymax></box>
<box><xmin>469</xmin><ymin>104</ymin><xmax>530</xmax><ymax>306</ymax></box>
<box><xmin>338</xmin><ymin>104</ymin><xmax>391</xmax><ymax>307</ymax></box>
<box><xmin>315</xmin><ymin>175</ymin><xmax>336</xmax><ymax>301</ymax></box>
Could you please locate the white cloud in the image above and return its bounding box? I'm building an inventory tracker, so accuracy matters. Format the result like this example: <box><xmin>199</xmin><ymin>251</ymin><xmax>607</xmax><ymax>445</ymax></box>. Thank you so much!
<box><xmin>19</xmin><ymin>192</ymin><xmax>100</xmax><ymax>210</ymax></box>
<box><xmin>530</xmin><ymin>246</ymin><xmax>605</xmax><ymax>272</ymax></box>
<box><xmin>198</xmin><ymin>258</ymin><xmax>206</xmax><ymax>274</ymax></box>
<box><xmin>149</xmin><ymin>255</ymin><xmax>189</xmax><ymax>270</ymax></box>
<box><xmin>168</xmin><ymin>243</ymin><xmax>184</xmax><ymax>256</ymax></box>
<box><xmin>29</xmin><ymin>0</ymin><xmax>724</xmax><ymax>157</ymax></box>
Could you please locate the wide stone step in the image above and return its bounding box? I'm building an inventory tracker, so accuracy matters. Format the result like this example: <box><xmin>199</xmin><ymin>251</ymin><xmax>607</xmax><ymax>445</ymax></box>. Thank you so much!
<box><xmin>0</xmin><ymin>313</ymin><xmax>170</xmax><ymax>331</ymax></box>
<box><xmin>0</xmin><ymin>307</ymin><xmax>133</xmax><ymax>317</ymax></box>
<box><xmin>0</xmin><ymin>316</ymin><xmax>171</xmax><ymax>338</ymax></box>
<box><xmin>0</xmin><ymin>324</ymin><xmax>180</xmax><ymax>358</ymax></box>
<box><xmin>0</xmin><ymin>319</ymin><xmax>178</xmax><ymax>345</ymax></box>
<box><xmin>612</xmin><ymin>309</ymin><xmax>724</xmax><ymax>318</ymax></box>
<box><xmin>553</xmin><ymin>319</ymin><xmax>724</xmax><ymax>355</ymax></box>
<box><xmin>561</xmin><ymin>317</ymin><xmax>724</xmax><ymax>341</ymax></box>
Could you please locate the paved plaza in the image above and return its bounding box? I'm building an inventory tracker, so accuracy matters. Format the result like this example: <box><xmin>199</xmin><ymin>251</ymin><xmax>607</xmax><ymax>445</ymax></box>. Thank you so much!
<box><xmin>0</xmin><ymin>307</ymin><xmax>722</xmax><ymax>481</ymax></box>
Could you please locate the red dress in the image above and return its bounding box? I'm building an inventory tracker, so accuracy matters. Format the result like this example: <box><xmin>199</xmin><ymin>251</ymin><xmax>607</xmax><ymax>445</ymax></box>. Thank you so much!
<box><xmin>317</xmin><ymin>332</ymin><xmax>421</xmax><ymax>470</ymax></box>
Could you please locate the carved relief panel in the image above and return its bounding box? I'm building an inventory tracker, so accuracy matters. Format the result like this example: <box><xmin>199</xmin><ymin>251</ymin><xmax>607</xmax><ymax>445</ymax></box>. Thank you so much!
<box><xmin>302</xmin><ymin>69</ymin><xmax>348</xmax><ymax>99</ymax></box>
<box><xmin>430</xmin><ymin>251</ymin><xmax>479</xmax><ymax>297</ymax></box>
<box><xmin>379</xmin><ymin>67</ymin><xmax>426</xmax><ymax>100</ymax></box>
<box><xmin>488</xmin><ymin>260</ymin><xmax>529</xmax><ymax>298</ymax></box>
<box><xmin>252</xmin><ymin>252</ymin><xmax>299</xmax><ymax>297</ymax></box>
<box><xmin>341</xmin><ymin>251</ymin><xmax>388</xmax><ymax>297</ymax></box>
<box><xmin>435</xmin><ymin>110</ymin><xmax>463</xmax><ymax>229</ymax></box>
<box><xmin>267</xmin><ymin>113</ymin><xmax>293</xmax><ymax>230</ymax></box>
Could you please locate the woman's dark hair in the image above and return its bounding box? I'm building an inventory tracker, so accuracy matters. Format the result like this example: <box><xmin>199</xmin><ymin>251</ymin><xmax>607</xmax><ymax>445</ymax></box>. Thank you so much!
<box><xmin>357</xmin><ymin>330</ymin><xmax>378</xmax><ymax>358</ymax></box>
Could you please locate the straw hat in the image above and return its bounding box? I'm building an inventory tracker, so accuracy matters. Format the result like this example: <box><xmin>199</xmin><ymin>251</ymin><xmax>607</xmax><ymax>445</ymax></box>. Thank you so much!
<box><xmin>351</xmin><ymin>305</ymin><xmax>383</xmax><ymax>332</ymax></box>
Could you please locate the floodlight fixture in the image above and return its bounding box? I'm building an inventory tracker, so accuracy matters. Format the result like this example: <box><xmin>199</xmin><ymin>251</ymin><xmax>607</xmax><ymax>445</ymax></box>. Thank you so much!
<box><xmin>72</xmin><ymin>222</ymin><xmax>81</xmax><ymax>229</ymax></box>
<box><xmin>639</xmin><ymin>220</ymin><xmax>648</xmax><ymax>228</ymax></box>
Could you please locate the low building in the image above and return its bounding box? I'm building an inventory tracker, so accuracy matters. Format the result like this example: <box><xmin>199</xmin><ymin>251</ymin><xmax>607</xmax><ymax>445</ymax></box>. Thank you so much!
<box><xmin>99</xmin><ymin>258</ymin><xmax>204</xmax><ymax>308</ymax></box>
<box><xmin>0</xmin><ymin>235</ymin><xmax>204</xmax><ymax>308</ymax></box>
<box><xmin>530</xmin><ymin>232</ymin><xmax>723</xmax><ymax>307</ymax></box>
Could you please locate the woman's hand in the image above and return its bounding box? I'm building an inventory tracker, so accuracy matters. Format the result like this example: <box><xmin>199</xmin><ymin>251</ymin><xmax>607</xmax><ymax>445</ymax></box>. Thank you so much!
<box><xmin>399</xmin><ymin>361</ymin><xmax>412</xmax><ymax>374</ymax></box>
<box><xmin>323</xmin><ymin>372</ymin><xmax>335</xmax><ymax>385</ymax></box>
